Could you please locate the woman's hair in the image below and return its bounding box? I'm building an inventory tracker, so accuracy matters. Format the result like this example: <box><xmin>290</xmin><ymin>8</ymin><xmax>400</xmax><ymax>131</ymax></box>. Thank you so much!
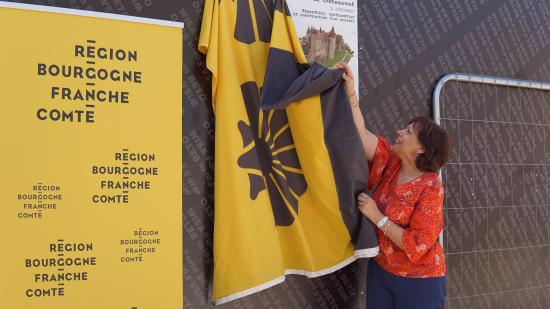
<box><xmin>409</xmin><ymin>116</ymin><xmax>451</xmax><ymax>172</ymax></box>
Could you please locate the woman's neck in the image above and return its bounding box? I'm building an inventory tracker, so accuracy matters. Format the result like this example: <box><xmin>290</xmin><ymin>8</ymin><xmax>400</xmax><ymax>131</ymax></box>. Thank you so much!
<box><xmin>399</xmin><ymin>154</ymin><xmax>422</xmax><ymax>176</ymax></box>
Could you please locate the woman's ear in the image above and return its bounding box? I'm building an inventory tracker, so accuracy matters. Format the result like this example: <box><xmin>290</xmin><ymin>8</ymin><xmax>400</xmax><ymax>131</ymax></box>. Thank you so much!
<box><xmin>417</xmin><ymin>146</ymin><xmax>425</xmax><ymax>155</ymax></box>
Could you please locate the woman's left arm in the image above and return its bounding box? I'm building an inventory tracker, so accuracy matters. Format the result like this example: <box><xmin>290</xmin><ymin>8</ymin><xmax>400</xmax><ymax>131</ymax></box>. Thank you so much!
<box><xmin>358</xmin><ymin>179</ymin><xmax>444</xmax><ymax>262</ymax></box>
<box><xmin>358</xmin><ymin>192</ymin><xmax>405</xmax><ymax>249</ymax></box>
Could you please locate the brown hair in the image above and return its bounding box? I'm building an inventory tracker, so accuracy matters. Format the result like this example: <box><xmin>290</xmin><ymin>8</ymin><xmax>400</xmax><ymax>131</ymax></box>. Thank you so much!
<box><xmin>409</xmin><ymin>116</ymin><xmax>451</xmax><ymax>172</ymax></box>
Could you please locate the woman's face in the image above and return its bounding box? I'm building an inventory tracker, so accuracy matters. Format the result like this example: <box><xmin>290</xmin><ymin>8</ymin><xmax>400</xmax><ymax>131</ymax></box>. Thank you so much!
<box><xmin>393</xmin><ymin>122</ymin><xmax>424</xmax><ymax>159</ymax></box>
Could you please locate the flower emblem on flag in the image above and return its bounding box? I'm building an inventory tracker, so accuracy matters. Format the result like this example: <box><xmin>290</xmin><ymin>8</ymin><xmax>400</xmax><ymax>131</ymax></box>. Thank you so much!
<box><xmin>233</xmin><ymin>0</ymin><xmax>290</xmax><ymax>45</ymax></box>
<box><xmin>237</xmin><ymin>82</ymin><xmax>307</xmax><ymax>226</ymax></box>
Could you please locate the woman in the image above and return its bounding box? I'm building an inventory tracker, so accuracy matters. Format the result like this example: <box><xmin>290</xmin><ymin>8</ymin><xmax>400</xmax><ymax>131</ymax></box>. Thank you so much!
<box><xmin>334</xmin><ymin>62</ymin><xmax>450</xmax><ymax>309</ymax></box>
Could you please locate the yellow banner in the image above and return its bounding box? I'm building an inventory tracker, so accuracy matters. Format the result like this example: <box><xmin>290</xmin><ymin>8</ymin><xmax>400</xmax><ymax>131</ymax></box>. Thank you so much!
<box><xmin>0</xmin><ymin>3</ymin><xmax>182</xmax><ymax>308</ymax></box>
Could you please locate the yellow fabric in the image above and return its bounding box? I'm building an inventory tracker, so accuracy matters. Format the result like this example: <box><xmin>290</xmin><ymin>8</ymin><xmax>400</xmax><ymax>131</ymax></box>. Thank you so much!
<box><xmin>199</xmin><ymin>0</ymin><xmax>357</xmax><ymax>303</ymax></box>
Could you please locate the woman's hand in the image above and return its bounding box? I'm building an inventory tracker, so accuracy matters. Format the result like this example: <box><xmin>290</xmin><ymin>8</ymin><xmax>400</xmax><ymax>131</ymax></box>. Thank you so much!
<box><xmin>332</xmin><ymin>62</ymin><xmax>355</xmax><ymax>98</ymax></box>
<box><xmin>358</xmin><ymin>192</ymin><xmax>383</xmax><ymax>223</ymax></box>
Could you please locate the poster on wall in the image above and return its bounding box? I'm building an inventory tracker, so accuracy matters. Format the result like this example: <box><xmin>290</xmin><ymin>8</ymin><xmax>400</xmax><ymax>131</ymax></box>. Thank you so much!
<box><xmin>0</xmin><ymin>3</ymin><xmax>183</xmax><ymax>308</ymax></box>
<box><xmin>287</xmin><ymin>0</ymin><xmax>359</xmax><ymax>95</ymax></box>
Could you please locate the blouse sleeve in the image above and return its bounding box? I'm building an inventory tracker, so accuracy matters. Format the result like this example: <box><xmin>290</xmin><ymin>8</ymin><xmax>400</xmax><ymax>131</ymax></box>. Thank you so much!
<box><xmin>401</xmin><ymin>177</ymin><xmax>445</xmax><ymax>263</ymax></box>
<box><xmin>367</xmin><ymin>136</ymin><xmax>395</xmax><ymax>190</ymax></box>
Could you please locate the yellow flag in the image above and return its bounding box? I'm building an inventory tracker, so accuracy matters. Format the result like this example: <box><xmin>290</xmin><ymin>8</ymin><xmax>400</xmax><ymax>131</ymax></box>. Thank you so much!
<box><xmin>199</xmin><ymin>0</ymin><xmax>378</xmax><ymax>304</ymax></box>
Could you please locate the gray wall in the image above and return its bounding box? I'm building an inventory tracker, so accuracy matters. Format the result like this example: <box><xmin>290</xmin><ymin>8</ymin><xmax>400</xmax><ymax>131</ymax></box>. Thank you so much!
<box><xmin>12</xmin><ymin>0</ymin><xmax>550</xmax><ymax>308</ymax></box>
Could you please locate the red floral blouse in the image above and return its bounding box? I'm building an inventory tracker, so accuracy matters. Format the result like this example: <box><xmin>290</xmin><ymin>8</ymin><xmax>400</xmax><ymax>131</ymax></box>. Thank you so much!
<box><xmin>368</xmin><ymin>136</ymin><xmax>446</xmax><ymax>278</ymax></box>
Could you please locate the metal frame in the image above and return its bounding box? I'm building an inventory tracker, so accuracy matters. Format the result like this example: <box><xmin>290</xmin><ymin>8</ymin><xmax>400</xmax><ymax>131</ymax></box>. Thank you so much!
<box><xmin>434</xmin><ymin>73</ymin><xmax>550</xmax><ymax>124</ymax></box>
<box><xmin>432</xmin><ymin>73</ymin><xmax>550</xmax><ymax>247</ymax></box>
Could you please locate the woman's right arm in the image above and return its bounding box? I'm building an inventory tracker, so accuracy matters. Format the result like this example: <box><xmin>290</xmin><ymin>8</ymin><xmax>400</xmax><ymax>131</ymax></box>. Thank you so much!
<box><xmin>349</xmin><ymin>93</ymin><xmax>378</xmax><ymax>162</ymax></box>
<box><xmin>333</xmin><ymin>62</ymin><xmax>378</xmax><ymax>162</ymax></box>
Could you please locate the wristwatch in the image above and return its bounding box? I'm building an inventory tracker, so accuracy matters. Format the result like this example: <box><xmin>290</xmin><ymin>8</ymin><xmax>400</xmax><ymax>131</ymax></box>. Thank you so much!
<box><xmin>376</xmin><ymin>216</ymin><xmax>389</xmax><ymax>229</ymax></box>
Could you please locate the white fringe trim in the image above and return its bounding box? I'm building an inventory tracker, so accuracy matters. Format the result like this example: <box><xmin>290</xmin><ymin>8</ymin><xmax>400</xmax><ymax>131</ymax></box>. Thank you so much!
<box><xmin>213</xmin><ymin>246</ymin><xmax>379</xmax><ymax>305</ymax></box>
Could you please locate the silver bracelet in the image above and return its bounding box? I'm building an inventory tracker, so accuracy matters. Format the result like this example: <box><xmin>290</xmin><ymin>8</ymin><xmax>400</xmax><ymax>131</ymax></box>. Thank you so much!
<box><xmin>383</xmin><ymin>221</ymin><xmax>392</xmax><ymax>235</ymax></box>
